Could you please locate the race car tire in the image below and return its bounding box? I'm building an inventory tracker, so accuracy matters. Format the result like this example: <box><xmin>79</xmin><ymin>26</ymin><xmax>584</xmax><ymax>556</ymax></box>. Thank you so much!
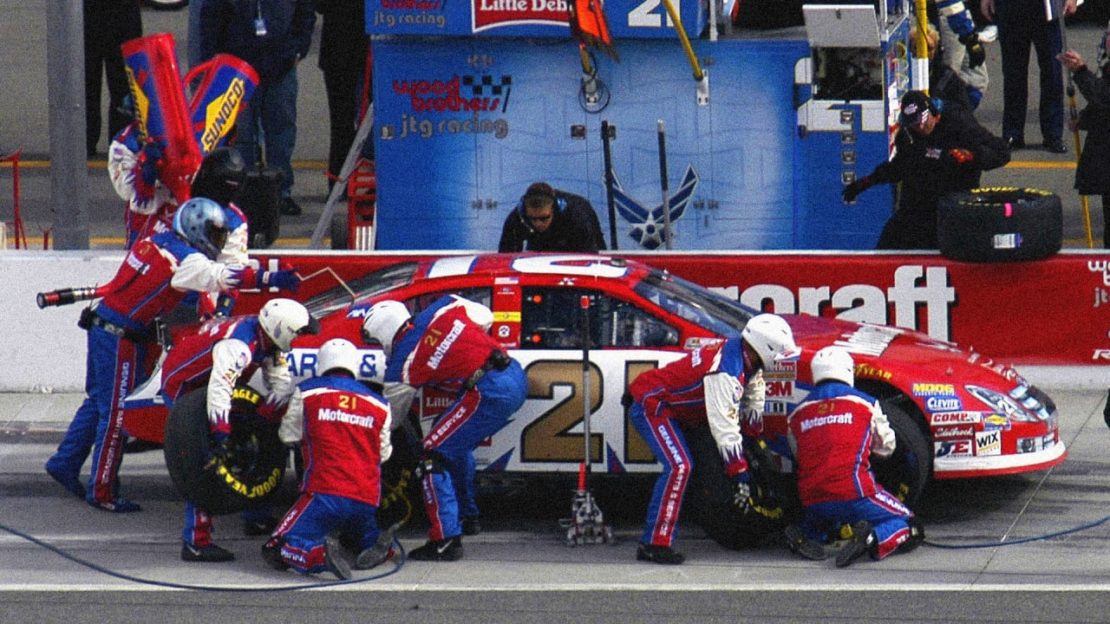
<box><xmin>163</xmin><ymin>385</ymin><xmax>287</xmax><ymax>515</ymax></box>
<box><xmin>937</xmin><ymin>187</ymin><xmax>1062</xmax><ymax>262</ymax></box>
<box><xmin>684</xmin><ymin>425</ymin><xmax>801</xmax><ymax>550</ymax></box>
<box><xmin>872</xmin><ymin>399</ymin><xmax>932</xmax><ymax>509</ymax></box>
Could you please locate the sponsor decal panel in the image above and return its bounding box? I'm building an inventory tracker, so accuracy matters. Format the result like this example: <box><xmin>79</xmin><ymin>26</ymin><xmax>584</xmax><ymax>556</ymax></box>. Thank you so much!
<box><xmin>935</xmin><ymin>439</ymin><xmax>973</xmax><ymax>458</ymax></box>
<box><xmin>975</xmin><ymin>429</ymin><xmax>1002</xmax><ymax>456</ymax></box>
<box><xmin>933</xmin><ymin>425</ymin><xmax>974</xmax><ymax>439</ymax></box>
<box><xmin>929</xmin><ymin>411</ymin><xmax>982</xmax><ymax>425</ymax></box>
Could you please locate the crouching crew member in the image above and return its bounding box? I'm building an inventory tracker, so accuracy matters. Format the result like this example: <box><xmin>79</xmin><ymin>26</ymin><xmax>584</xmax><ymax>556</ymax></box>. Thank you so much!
<box><xmin>785</xmin><ymin>347</ymin><xmax>924</xmax><ymax>567</ymax></box>
<box><xmin>626</xmin><ymin>314</ymin><xmax>800</xmax><ymax>565</ymax></box>
<box><xmin>360</xmin><ymin>295</ymin><xmax>527</xmax><ymax>561</ymax></box>
<box><xmin>161</xmin><ymin>298</ymin><xmax>319</xmax><ymax>562</ymax></box>
<box><xmin>262</xmin><ymin>338</ymin><xmax>393</xmax><ymax>579</ymax></box>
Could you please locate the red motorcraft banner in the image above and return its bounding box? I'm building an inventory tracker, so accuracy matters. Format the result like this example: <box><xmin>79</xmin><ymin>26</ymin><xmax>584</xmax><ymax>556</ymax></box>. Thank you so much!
<box><xmin>244</xmin><ymin>251</ymin><xmax>1110</xmax><ymax>366</ymax></box>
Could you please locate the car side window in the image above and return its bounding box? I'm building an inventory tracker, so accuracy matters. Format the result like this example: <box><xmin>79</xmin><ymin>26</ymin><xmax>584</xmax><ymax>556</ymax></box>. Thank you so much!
<box><xmin>408</xmin><ymin>288</ymin><xmax>492</xmax><ymax>317</ymax></box>
<box><xmin>520</xmin><ymin>287</ymin><xmax>678</xmax><ymax>349</ymax></box>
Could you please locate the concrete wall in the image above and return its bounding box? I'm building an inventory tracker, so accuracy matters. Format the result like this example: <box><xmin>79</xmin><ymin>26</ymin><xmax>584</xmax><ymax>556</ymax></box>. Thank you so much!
<box><xmin>2</xmin><ymin>251</ymin><xmax>123</xmax><ymax>392</ymax></box>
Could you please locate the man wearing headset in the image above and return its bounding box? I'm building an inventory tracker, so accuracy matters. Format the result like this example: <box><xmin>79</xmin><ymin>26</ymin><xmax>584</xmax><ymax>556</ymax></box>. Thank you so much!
<box><xmin>843</xmin><ymin>90</ymin><xmax>1010</xmax><ymax>249</ymax></box>
<box><xmin>497</xmin><ymin>182</ymin><xmax>607</xmax><ymax>253</ymax></box>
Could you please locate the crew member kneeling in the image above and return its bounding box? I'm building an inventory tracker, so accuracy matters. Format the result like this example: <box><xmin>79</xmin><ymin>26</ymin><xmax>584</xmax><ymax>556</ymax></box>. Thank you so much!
<box><xmin>784</xmin><ymin>347</ymin><xmax>924</xmax><ymax>567</ymax></box>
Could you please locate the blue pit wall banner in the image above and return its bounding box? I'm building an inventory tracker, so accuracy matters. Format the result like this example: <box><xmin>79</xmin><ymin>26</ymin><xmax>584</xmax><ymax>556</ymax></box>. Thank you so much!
<box><xmin>366</xmin><ymin>0</ymin><xmax>902</xmax><ymax>251</ymax></box>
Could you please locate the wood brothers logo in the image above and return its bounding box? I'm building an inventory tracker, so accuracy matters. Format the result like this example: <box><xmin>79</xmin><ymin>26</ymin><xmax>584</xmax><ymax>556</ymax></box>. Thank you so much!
<box><xmin>393</xmin><ymin>74</ymin><xmax>513</xmax><ymax>114</ymax></box>
<box><xmin>472</xmin><ymin>0</ymin><xmax>569</xmax><ymax>32</ymax></box>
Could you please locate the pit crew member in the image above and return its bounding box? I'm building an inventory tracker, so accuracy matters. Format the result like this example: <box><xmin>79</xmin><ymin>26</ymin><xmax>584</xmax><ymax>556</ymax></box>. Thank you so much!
<box><xmin>160</xmin><ymin>298</ymin><xmax>319</xmax><ymax>562</ymax></box>
<box><xmin>785</xmin><ymin>347</ymin><xmax>924</xmax><ymax>567</ymax></box>
<box><xmin>261</xmin><ymin>338</ymin><xmax>393</xmax><ymax>579</ymax></box>
<box><xmin>625</xmin><ymin>313</ymin><xmax>800</xmax><ymax>565</ymax></box>
<box><xmin>360</xmin><ymin>295</ymin><xmax>527</xmax><ymax>561</ymax></box>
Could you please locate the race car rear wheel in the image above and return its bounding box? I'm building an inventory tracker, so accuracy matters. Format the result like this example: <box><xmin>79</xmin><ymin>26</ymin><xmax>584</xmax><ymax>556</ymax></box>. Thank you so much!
<box><xmin>163</xmin><ymin>386</ymin><xmax>287</xmax><ymax>515</ymax></box>
<box><xmin>872</xmin><ymin>399</ymin><xmax>932</xmax><ymax>509</ymax></box>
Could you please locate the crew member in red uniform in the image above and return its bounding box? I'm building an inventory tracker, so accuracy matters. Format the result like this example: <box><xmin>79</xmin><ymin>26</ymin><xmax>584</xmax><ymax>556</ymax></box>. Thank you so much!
<box><xmin>626</xmin><ymin>313</ymin><xmax>799</xmax><ymax>565</ymax></box>
<box><xmin>261</xmin><ymin>338</ymin><xmax>393</xmax><ymax>579</ymax></box>
<box><xmin>44</xmin><ymin>198</ymin><xmax>288</xmax><ymax>511</ymax></box>
<box><xmin>161</xmin><ymin>298</ymin><xmax>319</xmax><ymax>562</ymax></box>
<box><xmin>360</xmin><ymin>295</ymin><xmax>527</xmax><ymax>561</ymax></box>
<box><xmin>785</xmin><ymin>347</ymin><xmax>924</xmax><ymax>567</ymax></box>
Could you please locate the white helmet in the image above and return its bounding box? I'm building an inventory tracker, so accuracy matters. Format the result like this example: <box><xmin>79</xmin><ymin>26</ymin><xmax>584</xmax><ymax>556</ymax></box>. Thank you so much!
<box><xmin>259</xmin><ymin>298</ymin><xmax>319</xmax><ymax>351</ymax></box>
<box><xmin>810</xmin><ymin>346</ymin><xmax>855</xmax><ymax>386</ymax></box>
<box><xmin>361</xmin><ymin>300</ymin><xmax>411</xmax><ymax>356</ymax></box>
<box><xmin>317</xmin><ymin>338</ymin><xmax>361</xmax><ymax>377</ymax></box>
<box><xmin>741</xmin><ymin>313</ymin><xmax>801</xmax><ymax>370</ymax></box>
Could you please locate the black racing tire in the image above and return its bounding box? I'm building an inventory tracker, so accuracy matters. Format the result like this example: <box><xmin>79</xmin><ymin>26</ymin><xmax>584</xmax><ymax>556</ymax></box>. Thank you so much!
<box><xmin>163</xmin><ymin>386</ymin><xmax>287</xmax><ymax>515</ymax></box>
<box><xmin>684</xmin><ymin>425</ymin><xmax>801</xmax><ymax>550</ymax></box>
<box><xmin>872</xmin><ymin>399</ymin><xmax>932</xmax><ymax>510</ymax></box>
<box><xmin>937</xmin><ymin>187</ymin><xmax>1062</xmax><ymax>262</ymax></box>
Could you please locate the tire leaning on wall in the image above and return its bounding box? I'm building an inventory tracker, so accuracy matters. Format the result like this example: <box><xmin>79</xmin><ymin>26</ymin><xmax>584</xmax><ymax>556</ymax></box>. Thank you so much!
<box><xmin>937</xmin><ymin>187</ymin><xmax>1062</xmax><ymax>262</ymax></box>
<box><xmin>163</xmin><ymin>385</ymin><xmax>287</xmax><ymax>515</ymax></box>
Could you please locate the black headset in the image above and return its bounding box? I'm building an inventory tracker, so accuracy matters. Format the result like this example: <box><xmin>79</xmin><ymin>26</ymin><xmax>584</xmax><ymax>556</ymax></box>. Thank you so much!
<box><xmin>899</xmin><ymin>94</ymin><xmax>944</xmax><ymax>128</ymax></box>
<box><xmin>515</xmin><ymin>184</ymin><xmax>567</xmax><ymax>231</ymax></box>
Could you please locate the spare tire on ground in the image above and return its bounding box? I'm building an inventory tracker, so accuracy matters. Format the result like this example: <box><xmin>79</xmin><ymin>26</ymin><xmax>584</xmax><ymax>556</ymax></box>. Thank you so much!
<box><xmin>163</xmin><ymin>385</ymin><xmax>287</xmax><ymax>515</ymax></box>
<box><xmin>937</xmin><ymin>187</ymin><xmax>1062</xmax><ymax>262</ymax></box>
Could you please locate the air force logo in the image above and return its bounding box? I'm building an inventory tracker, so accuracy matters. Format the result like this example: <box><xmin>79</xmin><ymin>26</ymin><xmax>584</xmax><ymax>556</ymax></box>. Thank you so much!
<box><xmin>611</xmin><ymin>165</ymin><xmax>700</xmax><ymax>250</ymax></box>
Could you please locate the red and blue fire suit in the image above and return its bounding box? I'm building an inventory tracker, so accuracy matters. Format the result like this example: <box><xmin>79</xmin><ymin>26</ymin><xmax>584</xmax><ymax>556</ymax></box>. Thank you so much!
<box><xmin>46</xmin><ymin>230</ymin><xmax>248</xmax><ymax>510</ymax></box>
<box><xmin>269</xmin><ymin>374</ymin><xmax>393</xmax><ymax>574</ymax></box>
<box><xmin>161</xmin><ymin>315</ymin><xmax>295</xmax><ymax>547</ymax></box>
<box><xmin>380</xmin><ymin>295</ymin><xmax>527</xmax><ymax>543</ymax></box>
<box><xmin>109</xmin><ymin>121</ymin><xmax>250</xmax><ymax>263</ymax></box>
<box><xmin>627</xmin><ymin>338</ymin><xmax>764</xmax><ymax>549</ymax></box>
<box><xmin>787</xmin><ymin>381</ymin><xmax>912</xmax><ymax>560</ymax></box>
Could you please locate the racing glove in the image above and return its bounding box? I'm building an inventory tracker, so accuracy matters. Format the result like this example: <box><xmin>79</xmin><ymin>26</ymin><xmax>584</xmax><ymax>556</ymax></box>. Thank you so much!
<box><xmin>960</xmin><ymin>32</ymin><xmax>986</xmax><ymax>69</ymax></box>
<box><xmin>256</xmin><ymin>396</ymin><xmax>289</xmax><ymax>425</ymax></box>
<box><xmin>945</xmin><ymin>148</ymin><xmax>975</xmax><ymax>166</ymax></box>
<box><xmin>224</xmin><ymin>266</ymin><xmax>301</xmax><ymax>292</ymax></box>
<box><xmin>842</xmin><ymin>176</ymin><xmax>874</xmax><ymax>203</ymax></box>
<box><xmin>259</xmin><ymin>269</ymin><xmax>300</xmax><ymax>292</ymax></box>
<box><xmin>134</xmin><ymin>140</ymin><xmax>164</xmax><ymax>202</ymax></box>
<box><xmin>732</xmin><ymin>471</ymin><xmax>752</xmax><ymax>514</ymax></box>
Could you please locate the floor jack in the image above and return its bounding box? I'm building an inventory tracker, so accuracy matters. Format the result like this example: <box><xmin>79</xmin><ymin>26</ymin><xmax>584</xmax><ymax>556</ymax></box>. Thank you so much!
<box><xmin>560</xmin><ymin>295</ymin><xmax>613</xmax><ymax>545</ymax></box>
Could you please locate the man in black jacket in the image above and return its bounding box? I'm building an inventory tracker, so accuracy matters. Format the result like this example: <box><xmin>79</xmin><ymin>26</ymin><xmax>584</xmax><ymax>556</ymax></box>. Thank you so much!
<box><xmin>843</xmin><ymin>90</ymin><xmax>1011</xmax><ymax>249</ymax></box>
<box><xmin>498</xmin><ymin>182</ymin><xmax>607</xmax><ymax>253</ymax></box>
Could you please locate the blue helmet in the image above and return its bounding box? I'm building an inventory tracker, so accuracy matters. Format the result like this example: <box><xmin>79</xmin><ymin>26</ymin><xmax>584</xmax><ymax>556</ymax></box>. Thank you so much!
<box><xmin>173</xmin><ymin>197</ymin><xmax>229</xmax><ymax>260</ymax></box>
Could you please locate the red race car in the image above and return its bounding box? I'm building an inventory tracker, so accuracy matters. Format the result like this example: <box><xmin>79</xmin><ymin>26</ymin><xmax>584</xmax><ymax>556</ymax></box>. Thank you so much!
<box><xmin>125</xmin><ymin>253</ymin><xmax>1065</xmax><ymax>519</ymax></box>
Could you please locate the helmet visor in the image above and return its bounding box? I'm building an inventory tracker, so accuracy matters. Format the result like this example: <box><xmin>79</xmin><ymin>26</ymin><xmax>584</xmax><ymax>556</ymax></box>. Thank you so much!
<box><xmin>206</xmin><ymin>223</ymin><xmax>229</xmax><ymax>256</ymax></box>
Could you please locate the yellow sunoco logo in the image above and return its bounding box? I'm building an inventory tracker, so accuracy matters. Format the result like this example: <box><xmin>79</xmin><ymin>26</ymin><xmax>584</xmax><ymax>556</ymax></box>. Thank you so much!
<box><xmin>201</xmin><ymin>78</ymin><xmax>246</xmax><ymax>153</ymax></box>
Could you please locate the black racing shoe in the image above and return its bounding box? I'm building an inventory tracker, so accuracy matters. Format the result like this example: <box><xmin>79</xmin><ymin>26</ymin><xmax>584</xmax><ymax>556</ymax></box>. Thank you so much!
<box><xmin>182</xmin><ymin>542</ymin><xmax>235</xmax><ymax>562</ymax></box>
<box><xmin>261</xmin><ymin>538</ymin><xmax>288</xmax><ymax>571</ymax></box>
<box><xmin>324</xmin><ymin>535</ymin><xmax>352</xmax><ymax>580</ymax></box>
<box><xmin>636</xmin><ymin>542</ymin><xmax>685</xmax><ymax>565</ymax></box>
<box><xmin>835</xmin><ymin>521</ymin><xmax>876</xmax><ymax>568</ymax></box>
<box><xmin>784</xmin><ymin>524</ymin><xmax>828</xmax><ymax>561</ymax></box>
<box><xmin>408</xmin><ymin>536</ymin><xmax>463</xmax><ymax>561</ymax></box>
<box><xmin>243</xmin><ymin>516</ymin><xmax>278</xmax><ymax>537</ymax></box>
<box><xmin>462</xmin><ymin>516</ymin><xmax>482</xmax><ymax>536</ymax></box>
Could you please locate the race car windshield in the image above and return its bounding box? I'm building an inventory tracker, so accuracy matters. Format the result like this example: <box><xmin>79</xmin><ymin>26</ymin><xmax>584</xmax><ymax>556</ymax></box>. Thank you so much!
<box><xmin>633</xmin><ymin>271</ymin><xmax>754</xmax><ymax>337</ymax></box>
<box><xmin>303</xmin><ymin>262</ymin><xmax>418</xmax><ymax>317</ymax></box>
